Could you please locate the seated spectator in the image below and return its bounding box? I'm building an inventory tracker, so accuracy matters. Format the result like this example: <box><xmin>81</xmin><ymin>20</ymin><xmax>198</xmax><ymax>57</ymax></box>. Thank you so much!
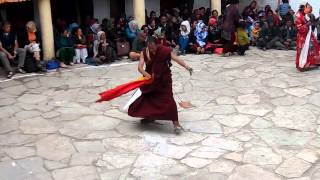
<box><xmin>147</xmin><ymin>19</ymin><xmax>157</xmax><ymax>36</ymax></box>
<box><xmin>178</xmin><ymin>20</ymin><xmax>191</xmax><ymax>55</ymax></box>
<box><xmin>242</xmin><ymin>0</ymin><xmax>258</xmax><ymax>20</ymax></box>
<box><xmin>20</xmin><ymin>21</ymin><xmax>46</xmax><ymax>72</ymax></box>
<box><xmin>125</xmin><ymin>20</ymin><xmax>139</xmax><ymax>45</ymax></box>
<box><xmin>72</xmin><ymin>27</ymin><xmax>88</xmax><ymax>64</ymax></box>
<box><xmin>277</xmin><ymin>0</ymin><xmax>291</xmax><ymax>20</ymax></box>
<box><xmin>141</xmin><ymin>25</ymin><xmax>149</xmax><ymax>35</ymax></box>
<box><xmin>280</xmin><ymin>20</ymin><xmax>297</xmax><ymax>50</ymax></box>
<box><xmin>265</xmin><ymin>9</ymin><xmax>281</xmax><ymax>26</ymax></box>
<box><xmin>129</xmin><ymin>32</ymin><xmax>146</xmax><ymax>61</ymax></box>
<box><xmin>206</xmin><ymin>17</ymin><xmax>222</xmax><ymax>52</ymax></box>
<box><xmin>88</xmin><ymin>23</ymin><xmax>101</xmax><ymax>57</ymax></box>
<box><xmin>211</xmin><ymin>10</ymin><xmax>219</xmax><ymax>19</ymax></box>
<box><xmin>252</xmin><ymin>21</ymin><xmax>261</xmax><ymax>46</ymax></box>
<box><xmin>156</xmin><ymin>29</ymin><xmax>171</xmax><ymax>47</ymax></box>
<box><xmin>56</xmin><ymin>29</ymin><xmax>75</xmax><ymax>67</ymax></box>
<box><xmin>257</xmin><ymin>22</ymin><xmax>285</xmax><ymax>50</ymax></box>
<box><xmin>237</xmin><ymin>20</ymin><xmax>250</xmax><ymax>55</ymax></box>
<box><xmin>194</xmin><ymin>21</ymin><xmax>208</xmax><ymax>54</ymax></box>
<box><xmin>188</xmin><ymin>20</ymin><xmax>198</xmax><ymax>53</ymax></box>
<box><xmin>94</xmin><ymin>31</ymin><xmax>118</xmax><ymax>64</ymax></box>
<box><xmin>0</xmin><ymin>21</ymin><xmax>26</xmax><ymax>78</ymax></box>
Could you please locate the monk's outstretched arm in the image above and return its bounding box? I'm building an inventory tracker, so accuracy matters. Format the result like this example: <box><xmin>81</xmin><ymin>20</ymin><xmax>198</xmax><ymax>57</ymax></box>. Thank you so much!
<box><xmin>138</xmin><ymin>51</ymin><xmax>152</xmax><ymax>79</ymax></box>
<box><xmin>171</xmin><ymin>52</ymin><xmax>193</xmax><ymax>75</ymax></box>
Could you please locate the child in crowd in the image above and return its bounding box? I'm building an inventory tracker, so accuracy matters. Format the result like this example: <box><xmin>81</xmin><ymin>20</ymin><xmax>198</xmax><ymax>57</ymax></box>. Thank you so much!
<box><xmin>178</xmin><ymin>20</ymin><xmax>191</xmax><ymax>55</ymax></box>
<box><xmin>252</xmin><ymin>21</ymin><xmax>261</xmax><ymax>46</ymax></box>
<box><xmin>73</xmin><ymin>27</ymin><xmax>88</xmax><ymax>64</ymax></box>
<box><xmin>56</xmin><ymin>29</ymin><xmax>75</xmax><ymax>67</ymax></box>
<box><xmin>194</xmin><ymin>21</ymin><xmax>208</xmax><ymax>54</ymax></box>
<box><xmin>237</xmin><ymin>20</ymin><xmax>250</xmax><ymax>55</ymax></box>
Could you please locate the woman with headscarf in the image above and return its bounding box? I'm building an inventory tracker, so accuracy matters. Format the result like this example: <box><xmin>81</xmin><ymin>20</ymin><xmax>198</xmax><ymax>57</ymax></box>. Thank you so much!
<box><xmin>178</xmin><ymin>20</ymin><xmax>191</xmax><ymax>55</ymax></box>
<box><xmin>295</xmin><ymin>3</ymin><xmax>320</xmax><ymax>71</ymax></box>
<box><xmin>125</xmin><ymin>20</ymin><xmax>139</xmax><ymax>45</ymax></box>
<box><xmin>194</xmin><ymin>21</ymin><xmax>208</xmax><ymax>54</ymax></box>
<box><xmin>94</xmin><ymin>31</ymin><xmax>118</xmax><ymax>64</ymax></box>
<box><xmin>221</xmin><ymin>0</ymin><xmax>240</xmax><ymax>56</ymax></box>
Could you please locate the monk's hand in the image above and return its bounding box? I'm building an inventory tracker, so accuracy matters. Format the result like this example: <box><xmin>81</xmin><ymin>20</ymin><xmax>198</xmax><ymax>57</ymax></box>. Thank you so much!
<box><xmin>186</xmin><ymin>66</ymin><xmax>193</xmax><ymax>76</ymax></box>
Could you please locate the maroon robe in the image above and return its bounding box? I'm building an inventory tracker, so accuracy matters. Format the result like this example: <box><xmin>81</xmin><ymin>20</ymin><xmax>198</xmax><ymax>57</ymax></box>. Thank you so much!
<box><xmin>128</xmin><ymin>46</ymin><xmax>178</xmax><ymax>122</ymax></box>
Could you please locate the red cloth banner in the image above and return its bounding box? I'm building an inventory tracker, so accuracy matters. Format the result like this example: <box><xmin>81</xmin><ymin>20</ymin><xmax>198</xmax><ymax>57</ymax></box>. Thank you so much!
<box><xmin>96</xmin><ymin>77</ymin><xmax>152</xmax><ymax>103</ymax></box>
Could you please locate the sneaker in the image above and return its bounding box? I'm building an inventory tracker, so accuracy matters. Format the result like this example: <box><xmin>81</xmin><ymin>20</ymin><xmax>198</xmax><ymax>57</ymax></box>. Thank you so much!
<box><xmin>7</xmin><ymin>71</ymin><xmax>14</xmax><ymax>79</ymax></box>
<box><xmin>16</xmin><ymin>68</ymin><xmax>26</xmax><ymax>74</ymax></box>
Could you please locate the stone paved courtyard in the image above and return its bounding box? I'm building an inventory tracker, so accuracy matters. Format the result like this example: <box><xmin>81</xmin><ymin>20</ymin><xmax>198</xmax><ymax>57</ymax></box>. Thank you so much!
<box><xmin>0</xmin><ymin>48</ymin><xmax>320</xmax><ymax>180</ymax></box>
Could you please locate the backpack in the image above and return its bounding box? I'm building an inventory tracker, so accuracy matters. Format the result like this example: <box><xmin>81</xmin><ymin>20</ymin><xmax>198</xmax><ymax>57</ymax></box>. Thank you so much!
<box><xmin>23</xmin><ymin>56</ymin><xmax>38</xmax><ymax>73</ymax></box>
<box><xmin>46</xmin><ymin>60</ymin><xmax>60</xmax><ymax>70</ymax></box>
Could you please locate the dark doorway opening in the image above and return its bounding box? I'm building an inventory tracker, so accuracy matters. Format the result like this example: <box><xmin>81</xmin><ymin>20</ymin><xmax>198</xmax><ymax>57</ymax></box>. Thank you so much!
<box><xmin>110</xmin><ymin>0</ymin><xmax>125</xmax><ymax>19</ymax></box>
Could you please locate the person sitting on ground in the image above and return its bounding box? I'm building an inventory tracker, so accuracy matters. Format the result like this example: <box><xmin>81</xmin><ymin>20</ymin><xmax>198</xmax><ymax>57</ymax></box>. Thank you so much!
<box><xmin>237</xmin><ymin>20</ymin><xmax>250</xmax><ymax>55</ymax></box>
<box><xmin>257</xmin><ymin>22</ymin><xmax>285</xmax><ymax>50</ymax></box>
<box><xmin>129</xmin><ymin>32</ymin><xmax>147</xmax><ymax>61</ymax></box>
<box><xmin>125</xmin><ymin>20</ymin><xmax>139</xmax><ymax>45</ymax></box>
<box><xmin>94</xmin><ymin>31</ymin><xmax>119</xmax><ymax>64</ymax></box>
<box><xmin>178</xmin><ymin>20</ymin><xmax>191</xmax><ymax>55</ymax></box>
<box><xmin>56</xmin><ymin>29</ymin><xmax>75</xmax><ymax>67</ymax></box>
<box><xmin>72</xmin><ymin>27</ymin><xmax>88</xmax><ymax>64</ymax></box>
<box><xmin>280</xmin><ymin>19</ymin><xmax>297</xmax><ymax>50</ymax></box>
<box><xmin>207</xmin><ymin>17</ymin><xmax>221</xmax><ymax>45</ymax></box>
<box><xmin>194</xmin><ymin>20</ymin><xmax>208</xmax><ymax>54</ymax></box>
<box><xmin>252</xmin><ymin>21</ymin><xmax>261</xmax><ymax>46</ymax></box>
<box><xmin>0</xmin><ymin>21</ymin><xmax>26</xmax><ymax>78</ymax></box>
<box><xmin>188</xmin><ymin>20</ymin><xmax>198</xmax><ymax>53</ymax></box>
<box><xmin>20</xmin><ymin>21</ymin><xmax>46</xmax><ymax>72</ymax></box>
<box><xmin>156</xmin><ymin>29</ymin><xmax>172</xmax><ymax>47</ymax></box>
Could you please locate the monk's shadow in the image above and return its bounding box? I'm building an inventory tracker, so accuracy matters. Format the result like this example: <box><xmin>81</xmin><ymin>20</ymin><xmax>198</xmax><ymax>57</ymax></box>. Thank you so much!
<box><xmin>132</xmin><ymin>121</ymin><xmax>176</xmax><ymax>135</ymax></box>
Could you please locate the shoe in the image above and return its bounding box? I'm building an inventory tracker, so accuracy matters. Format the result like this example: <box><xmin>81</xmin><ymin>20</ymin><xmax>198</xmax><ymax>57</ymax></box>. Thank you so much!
<box><xmin>69</xmin><ymin>62</ymin><xmax>74</xmax><ymax>66</ymax></box>
<box><xmin>7</xmin><ymin>71</ymin><xmax>14</xmax><ymax>79</ymax></box>
<box><xmin>174</xmin><ymin>126</ymin><xmax>184</xmax><ymax>135</ymax></box>
<box><xmin>16</xmin><ymin>68</ymin><xmax>26</xmax><ymax>74</ymax></box>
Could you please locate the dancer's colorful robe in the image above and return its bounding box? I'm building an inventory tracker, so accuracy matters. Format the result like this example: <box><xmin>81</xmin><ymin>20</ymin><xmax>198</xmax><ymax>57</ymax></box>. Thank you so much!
<box><xmin>295</xmin><ymin>12</ymin><xmax>320</xmax><ymax>70</ymax></box>
<box><xmin>128</xmin><ymin>46</ymin><xmax>178</xmax><ymax>122</ymax></box>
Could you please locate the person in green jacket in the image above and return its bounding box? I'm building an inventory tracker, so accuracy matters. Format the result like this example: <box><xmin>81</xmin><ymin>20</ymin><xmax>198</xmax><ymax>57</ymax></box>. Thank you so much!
<box><xmin>257</xmin><ymin>22</ymin><xmax>286</xmax><ymax>50</ymax></box>
<box><xmin>56</xmin><ymin>29</ymin><xmax>75</xmax><ymax>67</ymax></box>
<box><xmin>237</xmin><ymin>20</ymin><xmax>250</xmax><ymax>55</ymax></box>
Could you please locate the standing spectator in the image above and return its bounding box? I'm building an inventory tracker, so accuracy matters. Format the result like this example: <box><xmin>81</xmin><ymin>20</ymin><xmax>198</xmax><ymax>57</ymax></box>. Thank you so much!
<box><xmin>277</xmin><ymin>0</ymin><xmax>291</xmax><ymax>20</ymax></box>
<box><xmin>237</xmin><ymin>20</ymin><xmax>250</xmax><ymax>55</ymax></box>
<box><xmin>221</xmin><ymin>0</ymin><xmax>240</xmax><ymax>56</ymax></box>
<box><xmin>56</xmin><ymin>29</ymin><xmax>75</xmax><ymax>67</ymax></box>
<box><xmin>125</xmin><ymin>20</ymin><xmax>139</xmax><ymax>45</ymax></box>
<box><xmin>129</xmin><ymin>32</ymin><xmax>147</xmax><ymax>61</ymax></box>
<box><xmin>280</xmin><ymin>19</ymin><xmax>297</xmax><ymax>50</ymax></box>
<box><xmin>0</xmin><ymin>21</ymin><xmax>26</xmax><ymax>78</ymax></box>
<box><xmin>159</xmin><ymin>15</ymin><xmax>173</xmax><ymax>42</ymax></box>
<box><xmin>72</xmin><ymin>27</ymin><xmax>88</xmax><ymax>64</ymax></box>
<box><xmin>194</xmin><ymin>21</ymin><xmax>208</xmax><ymax>54</ymax></box>
<box><xmin>211</xmin><ymin>10</ymin><xmax>219</xmax><ymax>19</ymax></box>
<box><xmin>178</xmin><ymin>20</ymin><xmax>191</xmax><ymax>55</ymax></box>
<box><xmin>265</xmin><ymin>8</ymin><xmax>281</xmax><ymax>26</ymax></box>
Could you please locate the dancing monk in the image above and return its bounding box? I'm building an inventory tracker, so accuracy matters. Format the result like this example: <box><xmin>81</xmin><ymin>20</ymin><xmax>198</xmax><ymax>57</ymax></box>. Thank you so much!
<box><xmin>128</xmin><ymin>37</ymin><xmax>193</xmax><ymax>134</ymax></box>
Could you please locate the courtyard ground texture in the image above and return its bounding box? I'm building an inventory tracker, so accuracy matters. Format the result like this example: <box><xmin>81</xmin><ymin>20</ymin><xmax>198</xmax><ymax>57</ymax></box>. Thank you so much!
<box><xmin>0</xmin><ymin>48</ymin><xmax>320</xmax><ymax>180</ymax></box>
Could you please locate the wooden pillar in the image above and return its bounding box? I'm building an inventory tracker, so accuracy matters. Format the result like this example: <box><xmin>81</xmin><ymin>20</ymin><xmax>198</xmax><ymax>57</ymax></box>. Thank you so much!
<box><xmin>38</xmin><ymin>0</ymin><xmax>55</xmax><ymax>60</ymax></box>
<box><xmin>211</xmin><ymin>0</ymin><xmax>222</xmax><ymax>15</ymax></box>
<box><xmin>133</xmin><ymin>0</ymin><xmax>145</xmax><ymax>27</ymax></box>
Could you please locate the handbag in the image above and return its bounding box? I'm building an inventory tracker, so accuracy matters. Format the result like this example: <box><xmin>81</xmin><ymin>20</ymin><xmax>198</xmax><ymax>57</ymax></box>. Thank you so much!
<box><xmin>116</xmin><ymin>40</ymin><xmax>130</xmax><ymax>57</ymax></box>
